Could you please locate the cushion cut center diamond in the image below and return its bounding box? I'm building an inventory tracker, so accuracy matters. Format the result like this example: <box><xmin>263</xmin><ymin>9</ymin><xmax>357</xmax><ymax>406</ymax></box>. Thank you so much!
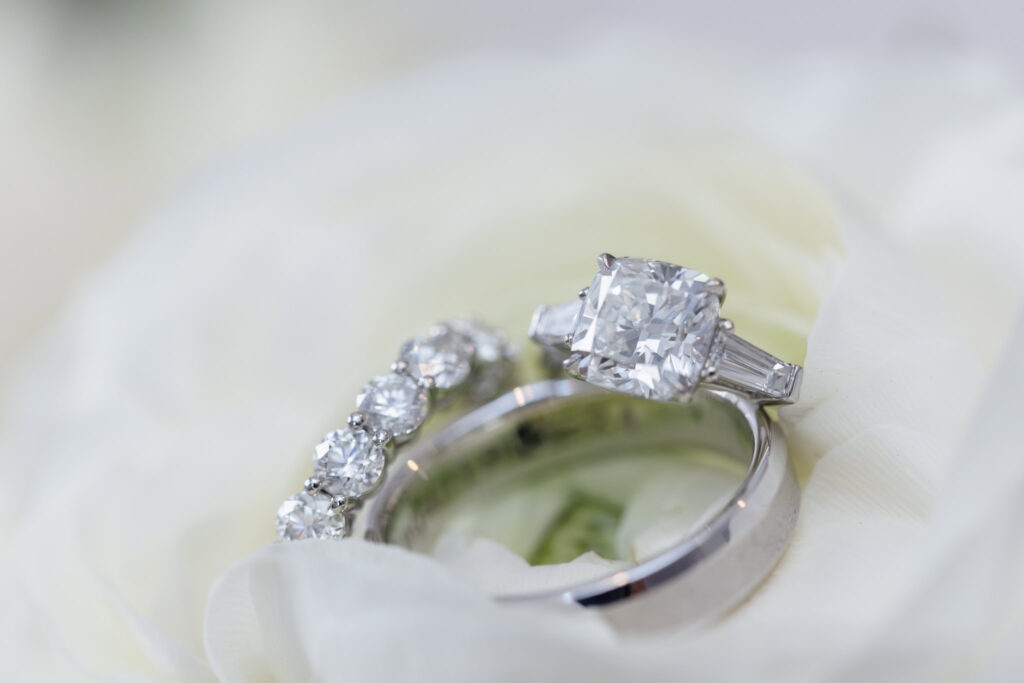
<box><xmin>570</xmin><ymin>257</ymin><xmax>721</xmax><ymax>400</ymax></box>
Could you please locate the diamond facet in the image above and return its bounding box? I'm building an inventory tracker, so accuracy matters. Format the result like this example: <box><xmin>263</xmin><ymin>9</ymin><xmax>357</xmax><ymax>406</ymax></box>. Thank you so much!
<box><xmin>313</xmin><ymin>428</ymin><xmax>386</xmax><ymax>498</ymax></box>
<box><xmin>528</xmin><ymin>302</ymin><xmax>582</xmax><ymax>350</ymax></box>
<box><xmin>276</xmin><ymin>491</ymin><xmax>348</xmax><ymax>540</ymax></box>
<box><xmin>571</xmin><ymin>257</ymin><xmax>721</xmax><ymax>400</ymax></box>
<box><xmin>449</xmin><ymin>317</ymin><xmax>508</xmax><ymax>364</ymax></box>
<box><xmin>400</xmin><ymin>328</ymin><xmax>474</xmax><ymax>389</ymax></box>
<box><xmin>356</xmin><ymin>373</ymin><xmax>429</xmax><ymax>435</ymax></box>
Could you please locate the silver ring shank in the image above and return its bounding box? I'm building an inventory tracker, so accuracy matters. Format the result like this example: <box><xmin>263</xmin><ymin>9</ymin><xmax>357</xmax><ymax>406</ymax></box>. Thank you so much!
<box><xmin>361</xmin><ymin>379</ymin><xmax>799</xmax><ymax>631</ymax></box>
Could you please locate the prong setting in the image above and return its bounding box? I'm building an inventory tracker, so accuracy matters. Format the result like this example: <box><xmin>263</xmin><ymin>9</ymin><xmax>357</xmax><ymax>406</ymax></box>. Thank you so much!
<box><xmin>597</xmin><ymin>253</ymin><xmax>617</xmax><ymax>271</ymax></box>
<box><xmin>544</xmin><ymin>256</ymin><xmax>724</xmax><ymax>401</ymax></box>
<box><xmin>705</xmin><ymin>278</ymin><xmax>726</xmax><ymax>302</ymax></box>
<box><xmin>563</xmin><ymin>352</ymin><xmax>585</xmax><ymax>377</ymax></box>
<box><xmin>278</xmin><ymin>316</ymin><xmax>514</xmax><ymax>542</ymax></box>
<box><xmin>578</xmin><ymin>286</ymin><xmax>589</xmax><ymax>300</ymax></box>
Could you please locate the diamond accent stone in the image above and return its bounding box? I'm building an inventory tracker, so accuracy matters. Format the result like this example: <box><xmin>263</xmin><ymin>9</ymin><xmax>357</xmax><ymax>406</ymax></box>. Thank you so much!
<box><xmin>400</xmin><ymin>327</ymin><xmax>474</xmax><ymax>389</ymax></box>
<box><xmin>450</xmin><ymin>317</ymin><xmax>508</xmax><ymax>364</ymax></box>
<box><xmin>313</xmin><ymin>428</ymin><xmax>386</xmax><ymax>498</ymax></box>
<box><xmin>276</xmin><ymin>491</ymin><xmax>348</xmax><ymax>540</ymax></box>
<box><xmin>356</xmin><ymin>373</ymin><xmax>429</xmax><ymax>435</ymax></box>
<box><xmin>570</xmin><ymin>257</ymin><xmax>721</xmax><ymax>400</ymax></box>
<box><xmin>528</xmin><ymin>302</ymin><xmax>582</xmax><ymax>350</ymax></box>
<box><xmin>714</xmin><ymin>333</ymin><xmax>802</xmax><ymax>401</ymax></box>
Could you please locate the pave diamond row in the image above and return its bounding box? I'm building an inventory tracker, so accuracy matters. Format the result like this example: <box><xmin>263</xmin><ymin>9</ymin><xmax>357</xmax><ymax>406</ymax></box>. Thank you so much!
<box><xmin>276</xmin><ymin>318</ymin><xmax>513</xmax><ymax>541</ymax></box>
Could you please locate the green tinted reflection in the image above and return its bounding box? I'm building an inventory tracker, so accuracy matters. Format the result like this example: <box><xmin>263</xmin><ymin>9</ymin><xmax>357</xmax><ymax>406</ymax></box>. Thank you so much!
<box><xmin>386</xmin><ymin>393</ymin><xmax>752</xmax><ymax>565</ymax></box>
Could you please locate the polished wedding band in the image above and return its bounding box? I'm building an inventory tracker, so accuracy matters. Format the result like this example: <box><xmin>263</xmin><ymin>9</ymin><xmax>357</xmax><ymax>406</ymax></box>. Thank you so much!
<box><xmin>275</xmin><ymin>318</ymin><xmax>514</xmax><ymax>541</ymax></box>
<box><xmin>530</xmin><ymin>253</ymin><xmax>803</xmax><ymax>405</ymax></box>
<box><xmin>362</xmin><ymin>379</ymin><xmax>799</xmax><ymax>630</ymax></box>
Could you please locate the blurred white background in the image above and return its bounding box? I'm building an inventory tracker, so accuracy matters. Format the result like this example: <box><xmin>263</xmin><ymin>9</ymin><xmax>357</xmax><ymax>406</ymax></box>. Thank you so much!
<box><xmin>2</xmin><ymin>0</ymin><xmax>1023</xmax><ymax>386</ymax></box>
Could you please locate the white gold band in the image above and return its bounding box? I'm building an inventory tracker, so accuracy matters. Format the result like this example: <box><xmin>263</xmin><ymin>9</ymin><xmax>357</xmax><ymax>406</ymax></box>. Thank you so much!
<box><xmin>362</xmin><ymin>379</ymin><xmax>800</xmax><ymax>630</ymax></box>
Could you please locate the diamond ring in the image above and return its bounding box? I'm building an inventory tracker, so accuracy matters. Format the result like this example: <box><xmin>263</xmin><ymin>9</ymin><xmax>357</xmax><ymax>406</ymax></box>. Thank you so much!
<box><xmin>529</xmin><ymin>254</ymin><xmax>803</xmax><ymax>405</ymax></box>
<box><xmin>363</xmin><ymin>379</ymin><xmax>799</xmax><ymax>630</ymax></box>
<box><xmin>275</xmin><ymin>318</ymin><xmax>514</xmax><ymax>541</ymax></box>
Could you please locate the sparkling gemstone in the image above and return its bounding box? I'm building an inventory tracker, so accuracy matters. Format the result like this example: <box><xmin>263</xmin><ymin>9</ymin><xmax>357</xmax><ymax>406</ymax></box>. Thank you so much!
<box><xmin>400</xmin><ymin>327</ymin><xmax>474</xmax><ymax>389</ymax></box>
<box><xmin>706</xmin><ymin>326</ymin><xmax>727</xmax><ymax>373</ymax></box>
<box><xmin>570</xmin><ymin>257</ymin><xmax>721</xmax><ymax>400</ymax></box>
<box><xmin>714</xmin><ymin>333</ymin><xmax>801</xmax><ymax>400</ymax></box>
<box><xmin>276</xmin><ymin>491</ymin><xmax>347</xmax><ymax>540</ymax></box>
<box><xmin>449</xmin><ymin>317</ymin><xmax>509</xmax><ymax>364</ymax></box>
<box><xmin>356</xmin><ymin>373</ymin><xmax>429</xmax><ymax>435</ymax></box>
<box><xmin>313</xmin><ymin>428</ymin><xmax>385</xmax><ymax>498</ymax></box>
<box><xmin>528</xmin><ymin>302</ymin><xmax>581</xmax><ymax>350</ymax></box>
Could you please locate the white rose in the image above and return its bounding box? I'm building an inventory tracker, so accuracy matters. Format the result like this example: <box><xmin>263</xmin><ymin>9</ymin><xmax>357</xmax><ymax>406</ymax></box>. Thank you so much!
<box><xmin>3</xmin><ymin>32</ymin><xmax>1023</xmax><ymax>682</ymax></box>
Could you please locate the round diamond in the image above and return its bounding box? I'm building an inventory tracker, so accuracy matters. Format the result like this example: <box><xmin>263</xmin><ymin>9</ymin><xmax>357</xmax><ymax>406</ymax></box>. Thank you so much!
<box><xmin>399</xmin><ymin>328</ymin><xmax>474</xmax><ymax>388</ymax></box>
<box><xmin>312</xmin><ymin>428</ymin><xmax>385</xmax><ymax>498</ymax></box>
<box><xmin>356</xmin><ymin>373</ymin><xmax>429</xmax><ymax>435</ymax></box>
<box><xmin>449</xmin><ymin>317</ymin><xmax>508</xmax><ymax>364</ymax></box>
<box><xmin>276</xmin><ymin>491</ymin><xmax>347</xmax><ymax>540</ymax></box>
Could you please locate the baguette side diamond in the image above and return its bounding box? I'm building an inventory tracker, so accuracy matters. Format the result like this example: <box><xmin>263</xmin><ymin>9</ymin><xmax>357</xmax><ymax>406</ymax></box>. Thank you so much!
<box><xmin>713</xmin><ymin>333</ymin><xmax>802</xmax><ymax>403</ymax></box>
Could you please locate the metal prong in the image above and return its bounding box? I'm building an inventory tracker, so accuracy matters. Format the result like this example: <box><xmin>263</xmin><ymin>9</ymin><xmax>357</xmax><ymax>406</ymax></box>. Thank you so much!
<box><xmin>563</xmin><ymin>332</ymin><xmax>575</xmax><ymax>347</ymax></box>
<box><xmin>719</xmin><ymin>318</ymin><xmax>735</xmax><ymax>333</ymax></box>
<box><xmin>347</xmin><ymin>412</ymin><xmax>368</xmax><ymax>429</ymax></box>
<box><xmin>417</xmin><ymin>376</ymin><xmax>436</xmax><ymax>390</ymax></box>
<box><xmin>705</xmin><ymin>278</ymin><xmax>726</xmax><ymax>302</ymax></box>
<box><xmin>563</xmin><ymin>352</ymin><xmax>584</xmax><ymax>377</ymax></box>
<box><xmin>372</xmin><ymin>429</ymin><xmax>392</xmax><ymax>446</ymax></box>
<box><xmin>304</xmin><ymin>477</ymin><xmax>322</xmax><ymax>492</ymax></box>
<box><xmin>578</xmin><ymin>286</ymin><xmax>589</xmax><ymax>300</ymax></box>
<box><xmin>391</xmin><ymin>359</ymin><xmax>410</xmax><ymax>375</ymax></box>
<box><xmin>329</xmin><ymin>497</ymin><xmax>350</xmax><ymax>511</ymax></box>
<box><xmin>597</xmin><ymin>253</ymin><xmax>616</xmax><ymax>270</ymax></box>
<box><xmin>701</xmin><ymin>364</ymin><xmax>719</xmax><ymax>381</ymax></box>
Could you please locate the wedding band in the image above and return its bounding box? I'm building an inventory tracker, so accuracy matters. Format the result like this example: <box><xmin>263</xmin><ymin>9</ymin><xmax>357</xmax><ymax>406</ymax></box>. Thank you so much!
<box><xmin>529</xmin><ymin>253</ymin><xmax>803</xmax><ymax>405</ymax></box>
<box><xmin>275</xmin><ymin>318</ymin><xmax>515</xmax><ymax>541</ymax></box>
<box><xmin>362</xmin><ymin>379</ymin><xmax>799</xmax><ymax>630</ymax></box>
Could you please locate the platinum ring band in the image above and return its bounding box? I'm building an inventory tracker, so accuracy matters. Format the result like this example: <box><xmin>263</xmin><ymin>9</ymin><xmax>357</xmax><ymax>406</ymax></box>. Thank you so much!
<box><xmin>362</xmin><ymin>379</ymin><xmax>800</xmax><ymax>631</ymax></box>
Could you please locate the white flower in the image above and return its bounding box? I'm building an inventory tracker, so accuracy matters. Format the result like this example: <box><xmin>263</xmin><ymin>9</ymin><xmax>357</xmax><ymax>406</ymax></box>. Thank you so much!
<box><xmin>3</xmin><ymin>31</ymin><xmax>1024</xmax><ymax>682</ymax></box>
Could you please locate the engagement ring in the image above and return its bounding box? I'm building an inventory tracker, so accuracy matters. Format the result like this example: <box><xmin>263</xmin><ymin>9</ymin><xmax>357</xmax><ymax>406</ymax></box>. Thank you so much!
<box><xmin>529</xmin><ymin>254</ymin><xmax>803</xmax><ymax>404</ymax></box>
